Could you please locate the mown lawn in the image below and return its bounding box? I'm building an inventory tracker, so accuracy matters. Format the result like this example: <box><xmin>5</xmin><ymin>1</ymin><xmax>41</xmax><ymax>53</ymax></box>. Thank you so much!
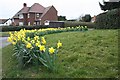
<box><xmin>2</xmin><ymin>30</ymin><xmax>118</xmax><ymax>78</ymax></box>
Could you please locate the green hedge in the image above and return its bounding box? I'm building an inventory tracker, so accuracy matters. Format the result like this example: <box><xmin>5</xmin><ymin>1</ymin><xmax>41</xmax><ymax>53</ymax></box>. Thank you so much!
<box><xmin>95</xmin><ymin>8</ymin><xmax>120</xmax><ymax>29</ymax></box>
<box><xmin>64</xmin><ymin>21</ymin><xmax>95</xmax><ymax>28</ymax></box>
<box><xmin>1</xmin><ymin>25</ymin><xmax>48</xmax><ymax>32</ymax></box>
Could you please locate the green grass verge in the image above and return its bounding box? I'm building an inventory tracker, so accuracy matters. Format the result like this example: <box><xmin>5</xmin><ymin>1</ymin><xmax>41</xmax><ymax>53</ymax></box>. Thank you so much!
<box><xmin>2</xmin><ymin>30</ymin><xmax>118</xmax><ymax>78</ymax></box>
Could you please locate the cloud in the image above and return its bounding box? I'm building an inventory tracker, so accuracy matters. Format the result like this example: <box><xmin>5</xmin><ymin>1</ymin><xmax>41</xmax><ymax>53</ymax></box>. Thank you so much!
<box><xmin>0</xmin><ymin>0</ymin><xmax>103</xmax><ymax>19</ymax></box>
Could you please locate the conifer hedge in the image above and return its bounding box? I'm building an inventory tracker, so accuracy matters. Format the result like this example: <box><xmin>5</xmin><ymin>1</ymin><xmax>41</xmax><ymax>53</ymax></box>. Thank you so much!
<box><xmin>95</xmin><ymin>8</ymin><xmax>120</xmax><ymax>29</ymax></box>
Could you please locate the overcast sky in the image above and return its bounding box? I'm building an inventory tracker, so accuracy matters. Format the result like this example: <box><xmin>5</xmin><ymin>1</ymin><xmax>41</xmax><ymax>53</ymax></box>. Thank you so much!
<box><xmin>0</xmin><ymin>0</ymin><xmax>109</xmax><ymax>19</ymax></box>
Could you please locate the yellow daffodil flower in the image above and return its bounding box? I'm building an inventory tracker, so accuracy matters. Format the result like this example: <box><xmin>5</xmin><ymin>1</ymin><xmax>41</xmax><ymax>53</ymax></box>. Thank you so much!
<box><xmin>26</xmin><ymin>42</ymin><xmax>32</xmax><ymax>49</ymax></box>
<box><xmin>31</xmin><ymin>40</ymin><xmax>35</xmax><ymax>44</ymax></box>
<box><xmin>42</xmin><ymin>39</ymin><xmax>46</xmax><ymax>45</ymax></box>
<box><xmin>7</xmin><ymin>37</ymin><xmax>12</xmax><ymax>42</ymax></box>
<box><xmin>57</xmin><ymin>40</ymin><xmax>62</xmax><ymax>48</ymax></box>
<box><xmin>27</xmin><ymin>37</ymin><xmax>31</xmax><ymax>41</ymax></box>
<box><xmin>39</xmin><ymin>45</ymin><xmax>45</xmax><ymax>52</ymax></box>
<box><xmin>34</xmin><ymin>36</ymin><xmax>39</xmax><ymax>41</ymax></box>
<box><xmin>49</xmin><ymin>47</ymin><xmax>55</xmax><ymax>54</ymax></box>
<box><xmin>12</xmin><ymin>42</ymin><xmax>16</xmax><ymax>45</ymax></box>
<box><xmin>41</xmin><ymin>37</ymin><xmax>46</xmax><ymax>45</ymax></box>
<box><xmin>35</xmin><ymin>42</ymin><xmax>40</xmax><ymax>47</ymax></box>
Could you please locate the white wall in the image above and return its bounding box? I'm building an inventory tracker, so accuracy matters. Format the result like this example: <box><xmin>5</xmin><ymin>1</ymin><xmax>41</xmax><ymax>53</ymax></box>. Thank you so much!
<box><xmin>3</xmin><ymin>20</ymin><xmax>12</xmax><ymax>26</ymax></box>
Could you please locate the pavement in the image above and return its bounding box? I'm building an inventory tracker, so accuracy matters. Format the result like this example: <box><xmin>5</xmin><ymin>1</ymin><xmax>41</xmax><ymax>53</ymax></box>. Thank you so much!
<box><xmin>0</xmin><ymin>37</ymin><xmax>11</xmax><ymax>48</ymax></box>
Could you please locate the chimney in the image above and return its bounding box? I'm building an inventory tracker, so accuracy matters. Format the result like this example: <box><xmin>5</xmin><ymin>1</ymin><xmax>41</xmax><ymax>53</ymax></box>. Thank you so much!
<box><xmin>23</xmin><ymin>3</ymin><xmax>27</xmax><ymax>7</ymax></box>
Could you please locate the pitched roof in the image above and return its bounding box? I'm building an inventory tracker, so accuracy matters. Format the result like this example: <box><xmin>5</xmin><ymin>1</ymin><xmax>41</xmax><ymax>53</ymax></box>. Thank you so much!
<box><xmin>12</xmin><ymin>3</ymin><xmax>56</xmax><ymax>19</ymax></box>
<box><xmin>29</xmin><ymin>3</ymin><xmax>45</xmax><ymax>13</ymax></box>
<box><xmin>0</xmin><ymin>19</ymin><xmax>8</xmax><ymax>24</ymax></box>
<box><xmin>13</xmin><ymin>7</ymin><xmax>30</xmax><ymax>18</ymax></box>
<box><xmin>20</xmin><ymin>7</ymin><xmax>30</xmax><ymax>13</ymax></box>
<box><xmin>40</xmin><ymin>6</ymin><xmax>52</xmax><ymax>19</ymax></box>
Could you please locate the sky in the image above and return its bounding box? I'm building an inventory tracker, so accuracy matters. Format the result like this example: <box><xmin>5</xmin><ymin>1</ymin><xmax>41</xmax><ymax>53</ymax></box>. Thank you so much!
<box><xmin>0</xmin><ymin>0</ymin><xmax>109</xmax><ymax>20</ymax></box>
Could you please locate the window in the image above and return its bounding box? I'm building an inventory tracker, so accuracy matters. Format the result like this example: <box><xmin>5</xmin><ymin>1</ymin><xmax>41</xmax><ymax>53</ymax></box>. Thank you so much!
<box><xmin>19</xmin><ymin>14</ymin><xmax>23</xmax><ymax>19</ymax></box>
<box><xmin>19</xmin><ymin>22</ymin><xmax>23</xmax><ymax>26</ymax></box>
<box><xmin>28</xmin><ymin>14</ymin><xmax>30</xmax><ymax>18</ymax></box>
<box><xmin>28</xmin><ymin>22</ymin><xmax>30</xmax><ymax>26</ymax></box>
<box><xmin>44</xmin><ymin>20</ymin><xmax>50</xmax><ymax>25</ymax></box>
<box><xmin>36</xmin><ymin>13</ymin><xmax>39</xmax><ymax>17</ymax></box>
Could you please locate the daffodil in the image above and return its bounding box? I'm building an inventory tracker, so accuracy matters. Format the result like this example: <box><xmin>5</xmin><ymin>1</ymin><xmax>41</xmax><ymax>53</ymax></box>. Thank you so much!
<box><xmin>39</xmin><ymin>45</ymin><xmax>46</xmax><ymax>52</ymax></box>
<box><xmin>42</xmin><ymin>39</ymin><xmax>46</xmax><ymax>45</ymax></box>
<box><xmin>27</xmin><ymin>37</ymin><xmax>31</xmax><ymax>41</ymax></box>
<box><xmin>35</xmin><ymin>42</ymin><xmax>40</xmax><ymax>47</ymax></box>
<box><xmin>12</xmin><ymin>42</ymin><xmax>16</xmax><ymax>45</ymax></box>
<box><xmin>26</xmin><ymin>42</ymin><xmax>32</xmax><ymax>49</ymax></box>
<box><xmin>34</xmin><ymin>36</ymin><xmax>39</xmax><ymax>41</ymax></box>
<box><xmin>57</xmin><ymin>40</ymin><xmax>62</xmax><ymax>48</ymax></box>
<box><xmin>49</xmin><ymin>47</ymin><xmax>55</xmax><ymax>54</ymax></box>
<box><xmin>38</xmin><ymin>44</ymin><xmax>41</xmax><ymax>48</ymax></box>
<box><xmin>41</xmin><ymin>37</ymin><xmax>46</xmax><ymax>45</ymax></box>
<box><xmin>7</xmin><ymin>37</ymin><xmax>13</xmax><ymax>42</ymax></box>
<box><xmin>85</xmin><ymin>26</ymin><xmax>87</xmax><ymax>28</ymax></box>
<box><xmin>31</xmin><ymin>40</ymin><xmax>35</xmax><ymax>44</ymax></box>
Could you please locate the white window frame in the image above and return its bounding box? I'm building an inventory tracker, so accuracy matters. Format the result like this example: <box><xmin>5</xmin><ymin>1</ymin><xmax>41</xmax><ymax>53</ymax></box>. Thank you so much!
<box><xmin>19</xmin><ymin>22</ymin><xmax>23</xmax><ymax>26</ymax></box>
<box><xmin>36</xmin><ymin>13</ymin><xmax>39</xmax><ymax>17</ymax></box>
<box><xmin>44</xmin><ymin>20</ymin><xmax>50</xmax><ymax>25</ymax></box>
<box><xmin>28</xmin><ymin>22</ymin><xmax>30</xmax><ymax>26</ymax></box>
<box><xmin>19</xmin><ymin>14</ymin><xmax>23</xmax><ymax>19</ymax></box>
<box><xmin>28</xmin><ymin>14</ymin><xmax>30</xmax><ymax>18</ymax></box>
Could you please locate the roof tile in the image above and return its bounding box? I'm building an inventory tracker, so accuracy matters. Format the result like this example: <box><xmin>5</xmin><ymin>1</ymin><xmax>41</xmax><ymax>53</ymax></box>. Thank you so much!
<box><xmin>29</xmin><ymin>3</ymin><xmax>45</xmax><ymax>13</ymax></box>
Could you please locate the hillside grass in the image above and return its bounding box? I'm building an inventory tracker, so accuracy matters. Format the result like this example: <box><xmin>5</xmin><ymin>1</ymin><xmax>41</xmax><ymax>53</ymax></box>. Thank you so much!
<box><xmin>2</xmin><ymin>30</ymin><xmax>118</xmax><ymax>78</ymax></box>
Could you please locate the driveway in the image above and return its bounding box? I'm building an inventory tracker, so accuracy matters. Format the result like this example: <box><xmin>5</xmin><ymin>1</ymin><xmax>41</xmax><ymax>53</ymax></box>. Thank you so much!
<box><xmin>0</xmin><ymin>37</ymin><xmax>11</xmax><ymax>48</ymax></box>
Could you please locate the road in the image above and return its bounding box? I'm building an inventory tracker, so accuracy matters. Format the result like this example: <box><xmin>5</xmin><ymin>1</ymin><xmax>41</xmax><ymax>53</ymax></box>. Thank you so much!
<box><xmin>0</xmin><ymin>37</ymin><xmax>11</xmax><ymax>48</ymax></box>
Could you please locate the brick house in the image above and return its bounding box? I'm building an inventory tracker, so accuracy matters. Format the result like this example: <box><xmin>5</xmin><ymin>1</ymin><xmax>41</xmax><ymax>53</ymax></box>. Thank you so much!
<box><xmin>12</xmin><ymin>3</ymin><xmax>58</xmax><ymax>26</ymax></box>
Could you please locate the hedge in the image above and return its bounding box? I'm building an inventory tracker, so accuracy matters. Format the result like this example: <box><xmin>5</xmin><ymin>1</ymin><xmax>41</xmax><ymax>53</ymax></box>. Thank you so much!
<box><xmin>1</xmin><ymin>25</ymin><xmax>48</xmax><ymax>32</ymax></box>
<box><xmin>64</xmin><ymin>21</ymin><xmax>95</xmax><ymax>28</ymax></box>
<box><xmin>95</xmin><ymin>8</ymin><xmax>120</xmax><ymax>29</ymax></box>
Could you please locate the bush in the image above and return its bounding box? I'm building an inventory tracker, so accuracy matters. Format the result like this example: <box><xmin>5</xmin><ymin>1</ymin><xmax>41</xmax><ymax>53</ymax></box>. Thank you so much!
<box><xmin>1</xmin><ymin>25</ymin><xmax>48</xmax><ymax>32</ymax></box>
<box><xmin>95</xmin><ymin>8</ymin><xmax>120</xmax><ymax>29</ymax></box>
<box><xmin>64</xmin><ymin>21</ymin><xmax>95</xmax><ymax>28</ymax></box>
<box><xmin>82</xmin><ymin>14</ymin><xmax>91</xmax><ymax>22</ymax></box>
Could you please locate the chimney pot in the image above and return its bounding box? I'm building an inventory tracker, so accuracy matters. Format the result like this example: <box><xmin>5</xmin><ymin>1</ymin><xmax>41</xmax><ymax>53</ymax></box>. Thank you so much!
<box><xmin>23</xmin><ymin>3</ymin><xmax>27</xmax><ymax>7</ymax></box>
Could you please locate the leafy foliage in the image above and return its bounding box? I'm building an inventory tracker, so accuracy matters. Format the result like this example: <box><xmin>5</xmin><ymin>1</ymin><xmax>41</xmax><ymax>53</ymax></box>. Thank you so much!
<box><xmin>95</xmin><ymin>8</ymin><xmax>120</xmax><ymax>29</ymax></box>
<box><xmin>82</xmin><ymin>14</ymin><xmax>92</xmax><ymax>22</ymax></box>
<box><xmin>7</xmin><ymin>27</ymin><xmax>88</xmax><ymax>71</ymax></box>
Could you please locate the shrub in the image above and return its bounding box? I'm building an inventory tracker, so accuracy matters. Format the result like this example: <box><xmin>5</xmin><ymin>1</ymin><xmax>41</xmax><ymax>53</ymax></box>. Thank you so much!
<box><xmin>82</xmin><ymin>14</ymin><xmax>92</xmax><ymax>22</ymax></box>
<box><xmin>95</xmin><ymin>8</ymin><xmax>120</xmax><ymax>29</ymax></box>
<box><xmin>1</xmin><ymin>25</ymin><xmax>48</xmax><ymax>32</ymax></box>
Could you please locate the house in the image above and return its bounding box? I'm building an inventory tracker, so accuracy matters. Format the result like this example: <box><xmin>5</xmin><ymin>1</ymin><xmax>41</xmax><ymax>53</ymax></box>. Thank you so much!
<box><xmin>99</xmin><ymin>0</ymin><xmax>120</xmax><ymax>11</ymax></box>
<box><xmin>109</xmin><ymin>0</ymin><xmax>120</xmax><ymax>2</ymax></box>
<box><xmin>0</xmin><ymin>19</ymin><xmax>11</xmax><ymax>26</ymax></box>
<box><xmin>12</xmin><ymin>3</ymin><xmax>58</xmax><ymax>26</ymax></box>
<box><xmin>91</xmin><ymin>16</ymin><xmax>96</xmax><ymax>23</ymax></box>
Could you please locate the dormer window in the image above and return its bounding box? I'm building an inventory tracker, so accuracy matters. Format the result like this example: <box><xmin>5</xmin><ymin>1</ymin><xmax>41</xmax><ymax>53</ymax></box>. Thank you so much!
<box><xmin>19</xmin><ymin>14</ymin><xmax>23</xmax><ymax>19</ymax></box>
<box><xmin>36</xmin><ymin>13</ymin><xmax>39</xmax><ymax>17</ymax></box>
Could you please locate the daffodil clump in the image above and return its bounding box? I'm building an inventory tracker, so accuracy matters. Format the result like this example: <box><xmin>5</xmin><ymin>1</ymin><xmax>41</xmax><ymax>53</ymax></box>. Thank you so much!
<box><xmin>8</xmin><ymin>29</ymin><xmax>63</xmax><ymax>71</ymax></box>
<box><xmin>7</xmin><ymin>26</ymin><xmax>88</xmax><ymax>71</ymax></box>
